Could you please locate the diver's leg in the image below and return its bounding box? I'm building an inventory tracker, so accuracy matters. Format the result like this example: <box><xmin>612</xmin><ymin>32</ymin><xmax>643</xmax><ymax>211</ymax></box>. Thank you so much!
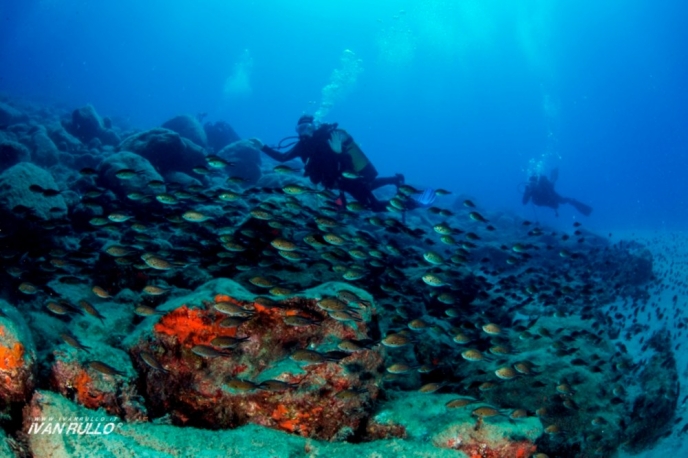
<box><xmin>567</xmin><ymin>199</ymin><xmax>593</xmax><ymax>216</ymax></box>
<box><xmin>340</xmin><ymin>181</ymin><xmax>387</xmax><ymax>212</ymax></box>
<box><xmin>370</xmin><ymin>174</ymin><xmax>403</xmax><ymax>191</ymax></box>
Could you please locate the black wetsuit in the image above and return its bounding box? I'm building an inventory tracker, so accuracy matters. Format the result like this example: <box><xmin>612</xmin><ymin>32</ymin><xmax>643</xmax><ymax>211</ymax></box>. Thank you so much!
<box><xmin>522</xmin><ymin>175</ymin><xmax>592</xmax><ymax>216</ymax></box>
<box><xmin>261</xmin><ymin>124</ymin><xmax>400</xmax><ymax>212</ymax></box>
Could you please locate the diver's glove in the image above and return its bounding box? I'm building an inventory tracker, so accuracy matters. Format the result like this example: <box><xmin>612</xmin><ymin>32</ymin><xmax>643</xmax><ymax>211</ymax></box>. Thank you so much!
<box><xmin>328</xmin><ymin>131</ymin><xmax>345</xmax><ymax>154</ymax></box>
<box><xmin>249</xmin><ymin>138</ymin><xmax>264</xmax><ymax>149</ymax></box>
<box><xmin>411</xmin><ymin>188</ymin><xmax>437</xmax><ymax>208</ymax></box>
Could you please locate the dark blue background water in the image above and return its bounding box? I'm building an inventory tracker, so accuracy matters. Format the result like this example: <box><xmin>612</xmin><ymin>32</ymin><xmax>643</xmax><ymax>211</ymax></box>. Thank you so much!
<box><xmin>2</xmin><ymin>0</ymin><xmax>686</xmax><ymax>232</ymax></box>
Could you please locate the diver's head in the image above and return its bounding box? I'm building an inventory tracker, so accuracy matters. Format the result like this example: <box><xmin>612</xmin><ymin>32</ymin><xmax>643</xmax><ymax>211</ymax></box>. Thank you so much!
<box><xmin>295</xmin><ymin>115</ymin><xmax>315</xmax><ymax>138</ymax></box>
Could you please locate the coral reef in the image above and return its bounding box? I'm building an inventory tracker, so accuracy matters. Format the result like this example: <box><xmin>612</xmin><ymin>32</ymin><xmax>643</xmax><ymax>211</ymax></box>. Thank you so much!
<box><xmin>0</xmin><ymin>98</ymin><xmax>678</xmax><ymax>457</ymax></box>
<box><xmin>130</xmin><ymin>286</ymin><xmax>383</xmax><ymax>440</ymax></box>
<box><xmin>22</xmin><ymin>390</ymin><xmax>466</xmax><ymax>458</ymax></box>
<box><xmin>0</xmin><ymin>301</ymin><xmax>36</xmax><ymax>411</ymax></box>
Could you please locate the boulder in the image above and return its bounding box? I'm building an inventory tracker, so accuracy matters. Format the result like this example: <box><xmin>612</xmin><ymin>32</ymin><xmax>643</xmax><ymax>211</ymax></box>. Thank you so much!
<box><xmin>31</xmin><ymin>129</ymin><xmax>60</xmax><ymax>167</ymax></box>
<box><xmin>117</xmin><ymin>128</ymin><xmax>206</xmax><ymax>176</ymax></box>
<box><xmin>181</xmin><ymin>137</ymin><xmax>209</xmax><ymax>171</ymax></box>
<box><xmin>47</xmin><ymin>123</ymin><xmax>84</xmax><ymax>153</ymax></box>
<box><xmin>64</xmin><ymin>105</ymin><xmax>103</xmax><ymax>142</ymax></box>
<box><xmin>217</xmin><ymin>139</ymin><xmax>262</xmax><ymax>185</ymax></box>
<box><xmin>0</xmin><ymin>139</ymin><xmax>30</xmax><ymax>171</ymax></box>
<box><xmin>96</xmin><ymin>151</ymin><xmax>164</xmax><ymax>200</ymax></box>
<box><xmin>622</xmin><ymin>329</ymin><xmax>679</xmax><ymax>452</ymax></box>
<box><xmin>370</xmin><ymin>392</ymin><xmax>542</xmax><ymax>456</ymax></box>
<box><xmin>0</xmin><ymin>101</ymin><xmax>28</xmax><ymax>126</ymax></box>
<box><xmin>63</xmin><ymin>105</ymin><xmax>120</xmax><ymax>146</ymax></box>
<box><xmin>127</xmin><ymin>279</ymin><xmax>383</xmax><ymax>440</ymax></box>
<box><xmin>0</xmin><ymin>300</ymin><xmax>37</xmax><ymax>410</ymax></box>
<box><xmin>162</xmin><ymin>171</ymin><xmax>201</xmax><ymax>188</ymax></box>
<box><xmin>50</xmin><ymin>344</ymin><xmax>147</xmax><ymax>421</ymax></box>
<box><xmin>0</xmin><ymin>162</ymin><xmax>68</xmax><ymax>220</ymax></box>
<box><xmin>161</xmin><ymin>115</ymin><xmax>207</xmax><ymax>148</ymax></box>
<box><xmin>204</xmin><ymin>120</ymin><xmax>240</xmax><ymax>152</ymax></box>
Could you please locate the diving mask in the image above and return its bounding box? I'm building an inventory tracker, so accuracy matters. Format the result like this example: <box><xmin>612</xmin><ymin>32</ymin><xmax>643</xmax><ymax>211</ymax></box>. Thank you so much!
<box><xmin>296</xmin><ymin>122</ymin><xmax>315</xmax><ymax>137</ymax></box>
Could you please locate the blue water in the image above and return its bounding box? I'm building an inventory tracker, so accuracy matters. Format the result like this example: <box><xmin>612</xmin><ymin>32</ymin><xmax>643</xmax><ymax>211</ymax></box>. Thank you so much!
<box><xmin>1</xmin><ymin>0</ymin><xmax>687</xmax><ymax>231</ymax></box>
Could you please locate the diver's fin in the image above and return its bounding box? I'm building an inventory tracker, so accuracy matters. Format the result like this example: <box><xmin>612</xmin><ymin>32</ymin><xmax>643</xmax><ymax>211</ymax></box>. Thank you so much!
<box><xmin>549</xmin><ymin>168</ymin><xmax>559</xmax><ymax>184</ymax></box>
<box><xmin>412</xmin><ymin>188</ymin><xmax>437</xmax><ymax>208</ymax></box>
<box><xmin>568</xmin><ymin>199</ymin><xmax>592</xmax><ymax>216</ymax></box>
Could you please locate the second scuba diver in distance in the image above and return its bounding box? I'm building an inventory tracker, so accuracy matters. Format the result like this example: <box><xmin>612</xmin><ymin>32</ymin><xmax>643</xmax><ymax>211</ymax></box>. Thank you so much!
<box><xmin>522</xmin><ymin>168</ymin><xmax>593</xmax><ymax>217</ymax></box>
<box><xmin>249</xmin><ymin>115</ymin><xmax>436</xmax><ymax>212</ymax></box>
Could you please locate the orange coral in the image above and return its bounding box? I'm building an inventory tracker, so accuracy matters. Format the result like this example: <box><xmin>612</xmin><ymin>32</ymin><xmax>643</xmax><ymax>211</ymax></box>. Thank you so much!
<box><xmin>73</xmin><ymin>369</ymin><xmax>105</xmax><ymax>409</ymax></box>
<box><xmin>214</xmin><ymin>294</ymin><xmax>233</xmax><ymax>303</ymax></box>
<box><xmin>272</xmin><ymin>403</ymin><xmax>289</xmax><ymax>418</ymax></box>
<box><xmin>154</xmin><ymin>305</ymin><xmax>236</xmax><ymax>346</ymax></box>
<box><xmin>0</xmin><ymin>342</ymin><xmax>24</xmax><ymax>371</ymax></box>
<box><xmin>253</xmin><ymin>301</ymin><xmax>284</xmax><ymax>316</ymax></box>
<box><xmin>271</xmin><ymin>402</ymin><xmax>325</xmax><ymax>437</ymax></box>
<box><xmin>272</xmin><ymin>404</ymin><xmax>295</xmax><ymax>431</ymax></box>
<box><xmin>455</xmin><ymin>440</ymin><xmax>537</xmax><ymax>458</ymax></box>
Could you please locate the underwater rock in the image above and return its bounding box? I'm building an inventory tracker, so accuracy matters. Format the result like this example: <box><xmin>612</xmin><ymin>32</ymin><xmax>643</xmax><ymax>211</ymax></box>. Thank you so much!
<box><xmin>117</xmin><ymin>128</ymin><xmax>206</xmax><ymax>176</ymax></box>
<box><xmin>63</xmin><ymin>104</ymin><xmax>120</xmax><ymax>146</ymax></box>
<box><xmin>161</xmin><ymin>114</ymin><xmax>207</xmax><ymax>148</ymax></box>
<box><xmin>433</xmin><ymin>420</ymin><xmax>538</xmax><ymax>457</ymax></box>
<box><xmin>617</xmin><ymin>241</ymin><xmax>654</xmax><ymax>285</ymax></box>
<box><xmin>0</xmin><ymin>162</ymin><xmax>68</xmax><ymax>220</ymax></box>
<box><xmin>0</xmin><ymin>139</ymin><xmax>31</xmax><ymax>171</ymax></box>
<box><xmin>96</xmin><ymin>151</ymin><xmax>164</xmax><ymax>199</ymax></box>
<box><xmin>161</xmin><ymin>170</ymin><xmax>201</xmax><ymax>188</ymax></box>
<box><xmin>23</xmin><ymin>390</ymin><xmax>462</xmax><ymax>458</ymax></box>
<box><xmin>204</xmin><ymin>120</ymin><xmax>241</xmax><ymax>153</ymax></box>
<box><xmin>621</xmin><ymin>329</ymin><xmax>679</xmax><ymax>453</ymax></box>
<box><xmin>0</xmin><ymin>428</ymin><xmax>15</xmax><ymax>457</ymax></box>
<box><xmin>217</xmin><ymin>139</ymin><xmax>262</xmax><ymax>185</ymax></box>
<box><xmin>485</xmin><ymin>316</ymin><xmax>631</xmax><ymax>454</ymax></box>
<box><xmin>0</xmin><ymin>101</ymin><xmax>28</xmax><ymax>126</ymax></box>
<box><xmin>49</xmin><ymin>343</ymin><xmax>147</xmax><ymax>422</ymax></box>
<box><xmin>371</xmin><ymin>392</ymin><xmax>541</xmax><ymax>457</ymax></box>
<box><xmin>0</xmin><ymin>300</ymin><xmax>37</xmax><ymax>411</ymax></box>
<box><xmin>128</xmin><ymin>280</ymin><xmax>383</xmax><ymax>440</ymax></box>
<box><xmin>47</xmin><ymin>123</ymin><xmax>84</xmax><ymax>153</ymax></box>
<box><xmin>30</xmin><ymin>128</ymin><xmax>60</xmax><ymax>167</ymax></box>
<box><xmin>181</xmin><ymin>136</ymin><xmax>209</xmax><ymax>170</ymax></box>
<box><xmin>68</xmin><ymin>105</ymin><xmax>103</xmax><ymax>141</ymax></box>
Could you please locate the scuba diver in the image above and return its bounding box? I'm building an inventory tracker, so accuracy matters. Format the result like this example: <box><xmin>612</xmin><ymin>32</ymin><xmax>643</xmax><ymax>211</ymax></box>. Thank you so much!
<box><xmin>250</xmin><ymin>115</ymin><xmax>435</xmax><ymax>212</ymax></box>
<box><xmin>522</xmin><ymin>168</ymin><xmax>592</xmax><ymax>216</ymax></box>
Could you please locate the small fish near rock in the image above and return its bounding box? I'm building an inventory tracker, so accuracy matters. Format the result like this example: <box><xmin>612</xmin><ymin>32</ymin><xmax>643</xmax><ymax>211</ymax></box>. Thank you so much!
<box><xmin>129</xmin><ymin>283</ymin><xmax>383</xmax><ymax>440</ymax></box>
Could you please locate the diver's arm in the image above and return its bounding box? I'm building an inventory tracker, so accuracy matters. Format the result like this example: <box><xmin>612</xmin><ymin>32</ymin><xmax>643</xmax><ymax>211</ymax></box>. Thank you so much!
<box><xmin>260</xmin><ymin>143</ymin><xmax>302</xmax><ymax>163</ymax></box>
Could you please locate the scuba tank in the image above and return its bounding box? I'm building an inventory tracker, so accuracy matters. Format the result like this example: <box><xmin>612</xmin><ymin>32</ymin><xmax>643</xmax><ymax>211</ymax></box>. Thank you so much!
<box><xmin>334</xmin><ymin>128</ymin><xmax>378</xmax><ymax>182</ymax></box>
